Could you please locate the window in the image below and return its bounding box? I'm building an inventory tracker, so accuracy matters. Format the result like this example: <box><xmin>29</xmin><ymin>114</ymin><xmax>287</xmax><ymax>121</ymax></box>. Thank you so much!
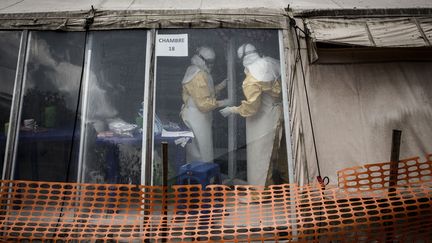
<box><xmin>79</xmin><ymin>31</ymin><xmax>147</xmax><ymax>184</ymax></box>
<box><xmin>14</xmin><ymin>31</ymin><xmax>85</xmax><ymax>182</ymax></box>
<box><xmin>153</xmin><ymin>29</ymin><xmax>287</xmax><ymax>186</ymax></box>
<box><xmin>0</xmin><ymin>31</ymin><xmax>21</xmax><ymax>175</ymax></box>
<box><xmin>12</xmin><ymin>30</ymin><xmax>148</xmax><ymax>184</ymax></box>
<box><xmin>3</xmin><ymin>28</ymin><xmax>288</xmax><ymax>187</ymax></box>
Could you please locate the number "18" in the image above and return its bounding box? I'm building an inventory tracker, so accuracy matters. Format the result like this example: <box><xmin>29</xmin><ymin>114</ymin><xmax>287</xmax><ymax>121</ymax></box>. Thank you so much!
<box><xmin>169</xmin><ymin>46</ymin><xmax>175</xmax><ymax>51</ymax></box>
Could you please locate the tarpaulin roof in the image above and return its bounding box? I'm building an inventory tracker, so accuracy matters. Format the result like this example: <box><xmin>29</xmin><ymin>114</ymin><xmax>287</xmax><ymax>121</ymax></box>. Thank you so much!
<box><xmin>1</xmin><ymin>0</ymin><xmax>432</xmax><ymax>13</ymax></box>
<box><xmin>306</xmin><ymin>17</ymin><xmax>432</xmax><ymax>47</ymax></box>
<box><xmin>0</xmin><ymin>0</ymin><xmax>431</xmax><ymax>31</ymax></box>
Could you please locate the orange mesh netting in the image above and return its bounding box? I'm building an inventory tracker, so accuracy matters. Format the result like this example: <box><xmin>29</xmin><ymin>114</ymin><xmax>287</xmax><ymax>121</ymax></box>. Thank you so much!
<box><xmin>1</xmin><ymin>155</ymin><xmax>431</xmax><ymax>242</ymax></box>
<box><xmin>338</xmin><ymin>155</ymin><xmax>432</xmax><ymax>190</ymax></box>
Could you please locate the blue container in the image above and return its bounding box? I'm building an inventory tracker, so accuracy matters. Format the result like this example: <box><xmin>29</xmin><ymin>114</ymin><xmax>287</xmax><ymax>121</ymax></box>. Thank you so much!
<box><xmin>177</xmin><ymin>161</ymin><xmax>221</xmax><ymax>188</ymax></box>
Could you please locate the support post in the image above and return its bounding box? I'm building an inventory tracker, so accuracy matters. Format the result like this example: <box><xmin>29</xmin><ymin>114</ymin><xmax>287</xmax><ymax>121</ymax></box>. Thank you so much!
<box><xmin>389</xmin><ymin>130</ymin><xmax>402</xmax><ymax>191</ymax></box>
<box><xmin>162</xmin><ymin>142</ymin><xmax>168</xmax><ymax>188</ymax></box>
<box><xmin>386</xmin><ymin>130</ymin><xmax>402</xmax><ymax>243</ymax></box>
<box><xmin>161</xmin><ymin>141</ymin><xmax>168</xmax><ymax>242</ymax></box>
<box><xmin>227</xmin><ymin>39</ymin><xmax>237</xmax><ymax>179</ymax></box>
<box><xmin>3</xmin><ymin>30</ymin><xmax>28</xmax><ymax>180</ymax></box>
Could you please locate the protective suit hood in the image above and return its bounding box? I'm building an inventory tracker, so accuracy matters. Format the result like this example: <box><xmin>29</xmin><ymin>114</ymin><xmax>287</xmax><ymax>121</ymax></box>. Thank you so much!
<box><xmin>182</xmin><ymin>54</ymin><xmax>210</xmax><ymax>84</ymax></box>
<box><xmin>244</xmin><ymin>56</ymin><xmax>280</xmax><ymax>82</ymax></box>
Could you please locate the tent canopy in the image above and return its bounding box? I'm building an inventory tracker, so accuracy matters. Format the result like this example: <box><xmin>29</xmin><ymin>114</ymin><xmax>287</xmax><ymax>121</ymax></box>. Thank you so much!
<box><xmin>0</xmin><ymin>0</ymin><xmax>431</xmax><ymax>31</ymax></box>
<box><xmin>1</xmin><ymin>0</ymin><xmax>432</xmax><ymax>13</ymax></box>
<box><xmin>306</xmin><ymin>17</ymin><xmax>432</xmax><ymax>47</ymax></box>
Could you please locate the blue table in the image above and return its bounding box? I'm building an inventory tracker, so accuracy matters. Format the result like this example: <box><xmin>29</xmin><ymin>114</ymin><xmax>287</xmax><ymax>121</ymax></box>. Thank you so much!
<box><xmin>11</xmin><ymin>129</ymin><xmax>76</xmax><ymax>180</ymax></box>
<box><xmin>2</xmin><ymin>128</ymin><xmax>192</xmax><ymax>183</ymax></box>
<box><xmin>96</xmin><ymin>132</ymin><xmax>192</xmax><ymax>183</ymax></box>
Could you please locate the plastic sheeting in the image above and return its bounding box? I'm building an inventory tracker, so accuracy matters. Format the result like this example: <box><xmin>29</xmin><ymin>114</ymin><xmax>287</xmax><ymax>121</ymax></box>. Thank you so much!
<box><xmin>289</xmin><ymin>27</ymin><xmax>432</xmax><ymax>185</ymax></box>
<box><xmin>306</xmin><ymin>17</ymin><xmax>432</xmax><ymax>47</ymax></box>
<box><xmin>1</xmin><ymin>0</ymin><xmax>432</xmax><ymax>31</ymax></box>
<box><xmin>1</xmin><ymin>0</ymin><xmax>432</xmax><ymax>14</ymax></box>
<box><xmin>0</xmin><ymin>8</ymin><xmax>288</xmax><ymax>30</ymax></box>
<box><xmin>309</xmin><ymin>61</ymin><xmax>432</xmax><ymax>184</ymax></box>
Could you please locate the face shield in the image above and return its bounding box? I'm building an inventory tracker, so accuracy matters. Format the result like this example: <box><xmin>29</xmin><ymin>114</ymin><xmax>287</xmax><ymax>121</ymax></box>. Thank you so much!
<box><xmin>237</xmin><ymin>43</ymin><xmax>257</xmax><ymax>63</ymax></box>
<box><xmin>202</xmin><ymin>56</ymin><xmax>215</xmax><ymax>71</ymax></box>
<box><xmin>196</xmin><ymin>46</ymin><xmax>216</xmax><ymax>71</ymax></box>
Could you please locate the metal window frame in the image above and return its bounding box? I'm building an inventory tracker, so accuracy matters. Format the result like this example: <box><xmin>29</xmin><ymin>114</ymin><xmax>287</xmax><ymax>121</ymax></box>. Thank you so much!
<box><xmin>148</xmin><ymin>29</ymin><xmax>294</xmax><ymax>186</ymax></box>
<box><xmin>2</xmin><ymin>30</ymin><xmax>28</xmax><ymax>180</ymax></box>
<box><xmin>1</xmin><ymin>27</ymin><xmax>296</xmax><ymax>188</ymax></box>
<box><xmin>76</xmin><ymin>30</ymin><xmax>153</xmax><ymax>184</ymax></box>
<box><xmin>76</xmin><ymin>33</ymin><xmax>93</xmax><ymax>183</ymax></box>
<box><xmin>142</xmin><ymin>29</ymin><xmax>156</xmax><ymax>186</ymax></box>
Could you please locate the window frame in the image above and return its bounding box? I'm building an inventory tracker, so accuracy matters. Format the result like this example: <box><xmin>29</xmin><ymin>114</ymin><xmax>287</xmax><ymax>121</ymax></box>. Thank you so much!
<box><xmin>1</xmin><ymin>28</ymin><xmax>294</xmax><ymax>187</ymax></box>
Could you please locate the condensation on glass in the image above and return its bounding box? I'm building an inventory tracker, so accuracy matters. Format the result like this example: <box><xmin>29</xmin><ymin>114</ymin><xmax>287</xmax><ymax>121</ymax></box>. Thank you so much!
<box><xmin>79</xmin><ymin>31</ymin><xmax>147</xmax><ymax>184</ymax></box>
<box><xmin>3</xmin><ymin>28</ymin><xmax>287</xmax><ymax>187</ymax></box>
<box><xmin>14</xmin><ymin>31</ymin><xmax>85</xmax><ymax>182</ymax></box>
<box><xmin>0</xmin><ymin>31</ymin><xmax>21</xmax><ymax>175</ymax></box>
<box><xmin>153</xmin><ymin>29</ymin><xmax>288</xmax><ymax>187</ymax></box>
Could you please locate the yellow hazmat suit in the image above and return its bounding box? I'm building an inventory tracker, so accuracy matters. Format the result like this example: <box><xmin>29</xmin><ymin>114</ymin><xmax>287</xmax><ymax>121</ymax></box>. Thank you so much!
<box><xmin>181</xmin><ymin>47</ymin><xmax>227</xmax><ymax>163</ymax></box>
<box><xmin>236</xmin><ymin>72</ymin><xmax>281</xmax><ymax>185</ymax></box>
<box><xmin>220</xmin><ymin>44</ymin><xmax>281</xmax><ymax>185</ymax></box>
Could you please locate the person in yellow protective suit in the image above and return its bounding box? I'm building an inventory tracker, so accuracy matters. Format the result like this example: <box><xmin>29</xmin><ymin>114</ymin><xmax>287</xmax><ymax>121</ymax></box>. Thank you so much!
<box><xmin>181</xmin><ymin>46</ymin><xmax>229</xmax><ymax>163</ymax></box>
<box><xmin>220</xmin><ymin>43</ymin><xmax>282</xmax><ymax>186</ymax></box>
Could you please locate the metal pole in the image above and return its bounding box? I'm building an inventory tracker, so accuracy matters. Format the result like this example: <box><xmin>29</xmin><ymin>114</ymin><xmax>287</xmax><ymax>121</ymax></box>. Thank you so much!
<box><xmin>0</xmin><ymin>30</ymin><xmax>29</xmax><ymax>240</ymax></box>
<box><xmin>386</xmin><ymin>129</ymin><xmax>401</xmax><ymax>242</ymax></box>
<box><xmin>76</xmin><ymin>34</ymin><xmax>93</xmax><ymax>183</ymax></box>
<box><xmin>3</xmin><ymin>30</ymin><xmax>28</xmax><ymax>180</ymax></box>
<box><xmin>161</xmin><ymin>142</ymin><xmax>168</xmax><ymax>242</ymax></box>
<box><xmin>227</xmin><ymin>38</ymin><xmax>237</xmax><ymax>179</ymax></box>
<box><xmin>142</xmin><ymin>29</ymin><xmax>156</xmax><ymax>186</ymax></box>
<box><xmin>162</xmin><ymin>142</ymin><xmax>168</xmax><ymax>188</ymax></box>
<box><xmin>389</xmin><ymin>130</ymin><xmax>402</xmax><ymax>191</ymax></box>
<box><xmin>141</xmin><ymin>29</ymin><xmax>156</xmax><ymax>239</ymax></box>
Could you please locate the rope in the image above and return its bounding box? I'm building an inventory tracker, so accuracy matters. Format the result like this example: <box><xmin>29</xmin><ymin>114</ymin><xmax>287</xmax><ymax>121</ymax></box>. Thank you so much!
<box><xmin>290</xmin><ymin>18</ymin><xmax>322</xmax><ymax>178</ymax></box>
<box><xmin>56</xmin><ymin>30</ymin><xmax>90</xmax><ymax>233</ymax></box>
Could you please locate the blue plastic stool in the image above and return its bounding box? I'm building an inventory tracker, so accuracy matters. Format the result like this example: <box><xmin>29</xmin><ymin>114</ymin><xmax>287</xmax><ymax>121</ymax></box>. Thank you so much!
<box><xmin>177</xmin><ymin>161</ymin><xmax>221</xmax><ymax>188</ymax></box>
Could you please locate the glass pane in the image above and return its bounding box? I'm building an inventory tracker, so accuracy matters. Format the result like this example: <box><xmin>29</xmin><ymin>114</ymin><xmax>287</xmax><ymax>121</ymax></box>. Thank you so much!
<box><xmin>0</xmin><ymin>31</ymin><xmax>21</xmax><ymax>175</ymax></box>
<box><xmin>153</xmin><ymin>29</ymin><xmax>287</xmax><ymax>187</ymax></box>
<box><xmin>81</xmin><ymin>30</ymin><xmax>147</xmax><ymax>184</ymax></box>
<box><xmin>14</xmin><ymin>31</ymin><xmax>85</xmax><ymax>182</ymax></box>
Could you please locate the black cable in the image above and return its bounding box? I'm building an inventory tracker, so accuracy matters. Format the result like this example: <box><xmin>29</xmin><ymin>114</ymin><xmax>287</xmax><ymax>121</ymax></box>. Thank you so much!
<box><xmin>290</xmin><ymin>22</ymin><xmax>328</xmax><ymax>242</ymax></box>
<box><xmin>54</xmin><ymin>29</ymin><xmax>89</xmax><ymax>236</ymax></box>
<box><xmin>65</xmin><ymin>30</ymin><xmax>88</xmax><ymax>184</ymax></box>
<box><xmin>64</xmin><ymin>5</ymin><xmax>94</xmax><ymax>184</ymax></box>
<box><xmin>288</xmin><ymin>17</ymin><xmax>309</xmax><ymax>37</ymax></box>
<box><xmin>292</xmin><ymin>24</ymin><xmax>322</xmax><ymax>178</ymax></box>
<box><xmin>290</xmin><ymin>21</ymin><xmax>329</xmax><ymax>243</ymax></box>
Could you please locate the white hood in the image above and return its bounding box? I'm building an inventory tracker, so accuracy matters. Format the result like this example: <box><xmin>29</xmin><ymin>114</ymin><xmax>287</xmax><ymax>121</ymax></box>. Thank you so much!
<box><xmin>182</xmin><ymin>54</ymin><xmax>210</xmax><ymax>84</ymax></box>
<box><xmin>244</xmin><ymin>55</ymin><xmax>281</xmax><ymax>82</ymax></box>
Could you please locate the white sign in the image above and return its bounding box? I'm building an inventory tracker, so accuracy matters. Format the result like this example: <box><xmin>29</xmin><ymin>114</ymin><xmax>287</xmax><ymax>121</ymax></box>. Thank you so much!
<box><xmin>155</xmin><ymin>34</ymin><xmax>188</xmax><ymax>57</ymax></box>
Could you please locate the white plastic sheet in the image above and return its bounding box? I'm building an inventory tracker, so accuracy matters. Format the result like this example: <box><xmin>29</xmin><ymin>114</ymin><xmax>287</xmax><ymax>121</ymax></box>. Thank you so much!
<box><xmin>289</xmin><ymin>36</ymin><xmax>432</xmax><ymax>184</ymax></box>
<box><xmin>306</xmin><ymin>17</ymin><xmax>432</xmax><ymax>47</ymax></box>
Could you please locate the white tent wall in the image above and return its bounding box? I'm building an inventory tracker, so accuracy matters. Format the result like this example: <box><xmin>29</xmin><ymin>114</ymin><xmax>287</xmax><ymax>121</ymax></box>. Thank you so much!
<box><xmin>289</xmin><ymin>16</ymin><xmax>432</xmax><ymax>185</ymax></box>
<box><xmin>285</xmin><ymin>20</ymin><xmax>319</xmax><ymax>185</ymax></box>
<box><xmin>308</xmin><ymin>61</ymin><xmax>432</xmax><ymax>185</ymax></box>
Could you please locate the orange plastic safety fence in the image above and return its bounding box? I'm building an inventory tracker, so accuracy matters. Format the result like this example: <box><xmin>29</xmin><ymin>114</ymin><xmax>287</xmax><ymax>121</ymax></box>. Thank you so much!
<box><xmin>1</xmin><ymin>181</ymin><xmax>431</xmax><ymax>242</ymax></box>
<box><xmin>338</xmin><ymin>154</ymin><xmax>432</xmax><ymax>190</ymax></box>
<box><xmin>0</xmin><ymin>155</ymin><xmax>431</xmax><ymax>242</ymax></box>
